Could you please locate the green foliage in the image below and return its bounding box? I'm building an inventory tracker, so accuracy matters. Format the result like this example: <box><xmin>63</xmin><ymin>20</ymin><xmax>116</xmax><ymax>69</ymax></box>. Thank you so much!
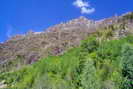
<box><xmin>122</xmin><ymin>12</ymin><xmax>133</xmax><ymax>22</ymax></box>
<box><xmin>1</xmin><ymin>34</ymin><xmax>133</xmax><ymax>89</ymax></box>
<box><xmin>121</xmin><ymin>44</ymin><xmax>133</xmax><ymax>89</ymax></box>
<box><xmin>81</xmin><ymin>36</ymin><xmax>98</xmax><ymax>53</ymax></box>
<box><xmin>81</xmin><ymin>58</ymin><xmax>101</xmax><ymax>89</ymax></box>
<box><xmin>32</xmin><ymin>73</ymin><xmax>73</xmax><ymax>89</ymax></box>
<box><xmin>95</xmin><ymin>24</ymin><xmax>118</xmax><ymax>41</ymax></box>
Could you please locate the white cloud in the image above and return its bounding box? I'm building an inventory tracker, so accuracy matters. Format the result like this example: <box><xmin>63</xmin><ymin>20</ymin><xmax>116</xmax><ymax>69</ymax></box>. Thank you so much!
<box><xmin>6</xmin><ymin>25</ymin><xmax>18</xmax><ymax>38</ymax></box>
<box><xmin>73</xmin><ymin>0</ymin><xmax>89</xmax><ymax>8</ymax></box>
<box><xmin>73</xmin><ymin>0</ymin><xmax>95</xmax><ymax>14</ymax></box>
<box><xmin>81</xmin><ymin>7</ymin><xmax>95</xmax><ymax>14</ymax></box>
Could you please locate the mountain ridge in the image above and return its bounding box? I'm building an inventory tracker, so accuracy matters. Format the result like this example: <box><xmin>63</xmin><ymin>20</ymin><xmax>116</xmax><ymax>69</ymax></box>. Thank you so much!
<box><xmin>0</xmin><ymin>11</ymin><xmax>133</xmax><ymax>89</ymax></box>
<box><xmin>0</xmin><ymin>12</ymin><xmax>133</xmax><ymax>72</ymax></box>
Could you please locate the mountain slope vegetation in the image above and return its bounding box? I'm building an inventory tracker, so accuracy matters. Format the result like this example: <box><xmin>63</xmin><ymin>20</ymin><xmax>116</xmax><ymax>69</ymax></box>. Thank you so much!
<box><xmin>0</xmin><ymin>12</ymin><xmax>133</xmax><ymax>89</ymax></box>
<box><xmin>1</xmin><ymin>33</ymin><xmax>133</xmax><ymax>89</ymax></box>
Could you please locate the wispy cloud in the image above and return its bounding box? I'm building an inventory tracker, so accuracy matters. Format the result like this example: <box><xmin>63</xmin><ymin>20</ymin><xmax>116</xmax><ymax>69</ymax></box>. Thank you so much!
<box><xmin>6</xmin><ymin>25</ymin><xmax>13</xmax><ymax>38</ymax></box>
<box><xmin>6</xmin><ymin>25</ymin><xmax>18</xmax><ymax>38</ymax></box>
<box><xmin>73</xmin><ymin>0</ymin><xmax>95</xmax><ymax>14</ymax></box>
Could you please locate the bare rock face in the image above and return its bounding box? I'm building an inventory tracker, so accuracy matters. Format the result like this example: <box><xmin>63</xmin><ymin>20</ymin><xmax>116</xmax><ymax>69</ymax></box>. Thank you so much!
<box><xmin>0</xmin><ymin>16</ymin><xmax>96</xmax><ymax>68</ymax></box>
<box><xmin>47</xmin><ymin>16</ymin><xmax>96</xmax><ymax>32</ymax></box>
<box><xmin>0</xmin><ymin>12</ymin><xmax>133</xmax><ymax>71</ymax></box>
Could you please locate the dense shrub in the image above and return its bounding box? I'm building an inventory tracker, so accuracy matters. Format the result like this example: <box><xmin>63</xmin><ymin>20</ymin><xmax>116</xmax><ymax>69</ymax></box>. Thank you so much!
<box><xmin>121</xmin><ymin>44</ymin><xmax>133</xmax><ymax>89</ymax></box>
<box><xmin>81</xmin><ymin>58</ymin><xmax>101</xmax><ymax>89</ymax></box>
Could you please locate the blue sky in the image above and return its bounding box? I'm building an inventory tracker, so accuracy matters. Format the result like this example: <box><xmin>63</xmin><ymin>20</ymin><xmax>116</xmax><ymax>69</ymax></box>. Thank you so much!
<box><xmin>0</xmin><ymin>0</ymin><xmax>133</xmax><ymax>42</ymax></box>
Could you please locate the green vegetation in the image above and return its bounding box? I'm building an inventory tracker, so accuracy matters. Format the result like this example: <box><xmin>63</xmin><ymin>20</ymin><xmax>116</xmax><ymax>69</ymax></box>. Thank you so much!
<box><xmin>123</xmin><ymin>12</ymin><xmax>133</xmax><ymax>21</ymax></box>
<box><xmin>119</xmin><ymin>12</ymin><xmax>133</xmax><ymax>23</ymax></box>
<box><xmin>0</xmin><ymin>34</ymin><xmax>133</xmax><ymax>89</ymax></box>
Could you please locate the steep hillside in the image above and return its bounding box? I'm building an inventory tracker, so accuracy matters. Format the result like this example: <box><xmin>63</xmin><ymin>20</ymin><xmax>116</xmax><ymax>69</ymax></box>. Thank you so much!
<box><xmin>0</xmin><ymin>16</ymin><xmax>96</xmax><ymax>72</ymax></box>
<box><xmin>1</xmin><ymin>12</ymin><xmax>133</xmax><ymax>72</ymax></box>
<box><xmin>1</xmin><ymin>33</ymin><xmax>133</xmax><ymax>89</ymax></box>
<box><xmin>0</xmin><ymin>12</ymin><xmax>133</xmax><ymax>89</ymax></box>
